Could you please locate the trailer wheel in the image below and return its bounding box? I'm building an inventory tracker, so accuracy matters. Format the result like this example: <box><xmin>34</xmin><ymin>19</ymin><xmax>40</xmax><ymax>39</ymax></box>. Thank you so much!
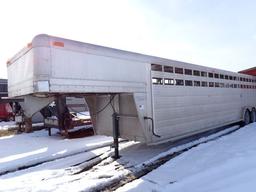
<box><xmin>250</xmin><ymin>109</ymin><xmax>256</xmax><ymax>123</ymax></box>
<box><xmin>243</xmin><ymin>110</ymin><xmax>251</xmax><ymax>125</ymax></box>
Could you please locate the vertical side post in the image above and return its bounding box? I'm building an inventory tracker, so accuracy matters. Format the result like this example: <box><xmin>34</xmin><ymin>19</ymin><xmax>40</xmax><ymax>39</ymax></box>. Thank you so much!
<box><xmin>112</xmin><ymin>112</ymin><xmax>120</xmax><ymax>159</ymax></box>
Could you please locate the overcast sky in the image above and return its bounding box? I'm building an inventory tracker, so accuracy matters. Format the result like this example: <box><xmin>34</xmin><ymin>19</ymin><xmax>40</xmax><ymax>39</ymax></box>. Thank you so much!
<box><xmin>0</xmin><ymin>0</ymin><xmax>256</xmax><ymax>78</ymax></box>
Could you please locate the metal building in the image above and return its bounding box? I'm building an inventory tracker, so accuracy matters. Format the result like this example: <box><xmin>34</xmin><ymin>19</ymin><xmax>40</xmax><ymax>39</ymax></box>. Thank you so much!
<box><xmin>239</xmin><ymin>67</ymin><xmax>256</xmax><ymax>76</ymax></box>
<box><xmin>0</xmin><ymin>79</ymin><xmax>7</xmax><ymax>98</ymax></box>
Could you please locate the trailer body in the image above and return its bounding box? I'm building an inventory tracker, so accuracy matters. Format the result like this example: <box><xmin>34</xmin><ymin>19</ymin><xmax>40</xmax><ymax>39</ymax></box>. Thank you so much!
<box><xmin>7</xmin><ymin>34</ymin><xmax>256</xmax><ymax>144</ymax></box>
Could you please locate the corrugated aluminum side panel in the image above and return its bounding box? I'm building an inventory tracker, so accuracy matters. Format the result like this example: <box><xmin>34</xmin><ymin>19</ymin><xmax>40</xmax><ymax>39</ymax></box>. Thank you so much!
<box><xmin>150</xmin><ymin>82</ymin><xmax>255</xmax><ymax>144</ymax></box>
<box><xmin>48</xmin><ymin>48</ymin><xmax>148</xmax><ymax>93</ymax></box>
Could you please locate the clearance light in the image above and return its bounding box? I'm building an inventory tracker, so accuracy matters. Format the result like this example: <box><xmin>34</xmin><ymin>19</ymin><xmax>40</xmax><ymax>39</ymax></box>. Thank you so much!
<box><xmin>52</xmin><ymin>41</ymin><xmax>64</xmax><ymax>47</ymax></box>
<box><xmin>6</xmin><ymin>60</ymin><xmax>11</xmax><ymax>66</ymax></box>
<box><xmin>27</xmin><ymin>42</ymin><xmax>32</xmax><ymax>48</ymax></box>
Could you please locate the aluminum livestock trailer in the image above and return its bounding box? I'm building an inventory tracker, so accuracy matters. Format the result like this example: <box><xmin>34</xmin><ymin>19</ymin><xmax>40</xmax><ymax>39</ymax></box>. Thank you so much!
<box><xmin>7</xmin><ymin>34</ymin><xmax>256</xmax><ymax>145</ymax></box>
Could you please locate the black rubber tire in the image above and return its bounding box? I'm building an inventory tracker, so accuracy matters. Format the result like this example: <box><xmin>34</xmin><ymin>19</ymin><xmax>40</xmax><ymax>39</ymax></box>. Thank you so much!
<box><xmin>250</xmin><ymin>109</ymin><xmax>256</xmax><ymax>123</ymax></box>
<box><xmin>244</xmin><ymin>110</ymin><xmax>251</xmax><ymax>125</ymax></box>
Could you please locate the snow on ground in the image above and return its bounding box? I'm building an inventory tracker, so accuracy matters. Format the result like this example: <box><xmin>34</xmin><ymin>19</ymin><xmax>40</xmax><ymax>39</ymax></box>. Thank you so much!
<box><xmin>117</xmin><ymin>123</ymin><xmax>256</xmax><ymax>192</ymax></box>
<box><xmin>0</xmin><ymin>121</ymin><xmax>44</xmax><ymax>131</ymax></box>
<box><xmin>0</xmin><ymin>130</ymin><xmax>175</xmax><ymax>192</ymax></box>
<box><xmin>0</xmin><ymin>128</ymin><xmax>113</xmax><ymax>174</ymax></box>
<box><xmin>0</xmin><ymin>125</ymin><xmax>239</xmax><ymax>192</ymax></box>
<box><xmin>75</xmin><ymin>111</ymin><xmax>90</xmax><ymax>120</ymax></box>
<box><xmin>1</xmin><ymin>122</ymin><xmax>256</xmax><ymax>192</ymax></box>
<box><xmin>0</xmin><ymin>140</ymin><xmax>136</xmax><ymax>192</ymax></box>
<box><xmin>0</xmin><ymin>146</ymin><xmax>112</xmax><ymax>192</ymax></box>
<box><xmin>0</xmin><ymin>121</ymin><xmax>16</xmax><ymax>130</ymax></box>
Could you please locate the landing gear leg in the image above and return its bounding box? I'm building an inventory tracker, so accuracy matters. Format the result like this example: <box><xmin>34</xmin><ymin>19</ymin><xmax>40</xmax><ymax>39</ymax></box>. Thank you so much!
<box><xmin>112</xmin><ymin>112</ymin><xmax>120</xmax><ymax>159</ymax></box>
<box><xmin>56</xmin><ymin>96</ymin><xmax>67</xmax><ymax>136</ymax></box>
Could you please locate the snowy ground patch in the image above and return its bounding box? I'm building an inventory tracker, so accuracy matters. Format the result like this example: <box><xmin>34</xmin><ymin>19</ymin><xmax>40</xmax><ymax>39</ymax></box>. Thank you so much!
<box><xmin>117</xmin><ymin>123</ymin><xmax>256</xmax><ymax>192</ymax></box>
<box><xmin>0</xmin><ymin>129</ymin><xmax>113</xmax><ymax>174</ymax></box>
<box><xmin>0</xmin><ymin>121</ymin><xmax>16</xmax><ymax>131</ymax></box>
<box><xmin>1</xmin><ymin>122</ymin><xmax>253</xmax><ymax>192</ymax></box>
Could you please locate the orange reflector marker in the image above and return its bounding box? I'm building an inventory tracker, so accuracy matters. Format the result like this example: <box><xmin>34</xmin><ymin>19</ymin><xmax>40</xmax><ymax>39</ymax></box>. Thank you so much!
<box><xmin>6</xmin><ymin>60</ymin><xmax>11</xmax><ymax>66</ymax></box>
<box><xmin>27</xmin><ymin>42</ymin><xmax>32</xmax><ymax>48</ymax></box>
<box><xmin>52</xmin><ymin>41</ymin><xmax>64</xmax><ymax>47</ymax></box>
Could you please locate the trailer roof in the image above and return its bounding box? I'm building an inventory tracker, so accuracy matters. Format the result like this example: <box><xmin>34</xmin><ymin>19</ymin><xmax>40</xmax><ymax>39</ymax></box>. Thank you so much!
<box><xmin>7</xmin><ymin>34</ymin><xmax>255</xmax><ymax>78</ymax></box>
